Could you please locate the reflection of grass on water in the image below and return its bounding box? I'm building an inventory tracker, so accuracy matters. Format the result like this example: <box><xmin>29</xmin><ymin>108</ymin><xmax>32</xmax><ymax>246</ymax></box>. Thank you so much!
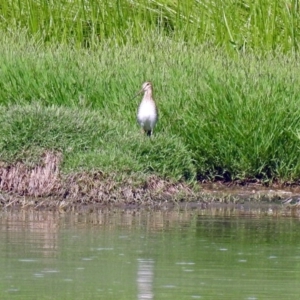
<box><xmin>1</xmin><ymin>1</ymin><xmax>300</xmax><ymax>198</ymax></box>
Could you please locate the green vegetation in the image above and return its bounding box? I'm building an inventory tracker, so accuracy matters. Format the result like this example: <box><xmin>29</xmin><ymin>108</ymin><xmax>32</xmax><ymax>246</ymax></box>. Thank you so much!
<box><xmin>1</xmin><ymin>1</ymin><xmax>300</xmax><ymax>185</ymax></box>
<box><xmin>1</xmin><ymin>0</ymin><xmax>300</xmax><ymax>52</ymax></box>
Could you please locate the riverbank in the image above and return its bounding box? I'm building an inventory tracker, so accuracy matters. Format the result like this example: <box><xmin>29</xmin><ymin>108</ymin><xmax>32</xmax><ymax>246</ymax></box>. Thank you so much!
<box><xmin>1</xmin><ymin>150</ymin><xmax>299</xmax><ymax>210</ymax></box>
<box><xmin>2</xmin><ymin>29</ymin><xmax>300</xmax><ymax>204</ymax></box>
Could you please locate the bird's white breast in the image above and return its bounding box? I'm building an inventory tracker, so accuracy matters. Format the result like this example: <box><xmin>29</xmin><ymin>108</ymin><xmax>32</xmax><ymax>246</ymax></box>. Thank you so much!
<box><xmin>137</xmin><ymin>101</ymin><xmax>158</xmax><ymax>131</ymax></box>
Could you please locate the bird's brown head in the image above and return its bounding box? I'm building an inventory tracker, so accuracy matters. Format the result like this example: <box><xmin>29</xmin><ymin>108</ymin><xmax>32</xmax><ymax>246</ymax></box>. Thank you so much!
<box><xmin>141</xmin><ymin>81</ymin><xmax>152</xmax><ymax>93</ymax></box>
<box><xmin>133</xmin><ymin>81</ymin><xmax>153</xmax><ymax>99</ymax></box>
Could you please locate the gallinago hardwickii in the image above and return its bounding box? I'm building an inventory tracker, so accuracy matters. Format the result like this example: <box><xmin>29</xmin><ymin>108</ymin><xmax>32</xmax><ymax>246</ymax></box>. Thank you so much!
<box><xmin>135</xmin><ymin>81</ymin><xmax>158</xmax><ymax>136</ymax></box>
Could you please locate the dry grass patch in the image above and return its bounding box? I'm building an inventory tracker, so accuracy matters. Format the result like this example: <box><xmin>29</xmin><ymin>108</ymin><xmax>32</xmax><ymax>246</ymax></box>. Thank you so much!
<box><xmin>0</xmin><ymin>151</ymin><xmax>61</xmax><ymax>197</ymax></box>
<box><xmin>0</xmin><ymin>151</ymin><xmax>197</xmax><ymax>205</ymax></box>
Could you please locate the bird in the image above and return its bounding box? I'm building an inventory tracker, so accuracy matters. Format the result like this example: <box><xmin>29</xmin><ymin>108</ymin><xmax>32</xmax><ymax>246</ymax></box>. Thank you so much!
<box><xmin>135</xmin><ymin>81</ymin><xmax>158</xmax><ymax>137</ymax></box>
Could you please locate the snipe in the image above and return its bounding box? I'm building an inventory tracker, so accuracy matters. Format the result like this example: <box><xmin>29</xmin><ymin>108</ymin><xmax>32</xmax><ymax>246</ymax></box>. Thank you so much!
<box><xmin>135</xmin><ymin>81</ymin><xmax>158</xmax><ymax>136</ymax></box>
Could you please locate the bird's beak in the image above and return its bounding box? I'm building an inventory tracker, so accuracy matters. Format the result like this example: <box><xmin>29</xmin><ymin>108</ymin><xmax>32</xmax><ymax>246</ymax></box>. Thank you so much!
<box><xmin>132</xmin><ymin>88</ymin><xmax>143</xmax><ymax>99</ymax></box>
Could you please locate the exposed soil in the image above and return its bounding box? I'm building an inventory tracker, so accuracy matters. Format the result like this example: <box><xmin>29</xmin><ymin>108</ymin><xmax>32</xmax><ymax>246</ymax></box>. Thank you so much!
<box><xmin>1</xmin><ymin>151</ymin><xmax>300</xmax><ymax>210</ymax></box>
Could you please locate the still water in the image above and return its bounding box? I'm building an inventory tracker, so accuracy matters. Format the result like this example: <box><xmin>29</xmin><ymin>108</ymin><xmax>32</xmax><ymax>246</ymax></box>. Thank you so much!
<box><xmin>1</xmin><ymin>206</ymin><xmax>300</xmax><ymax>299</ymax></box>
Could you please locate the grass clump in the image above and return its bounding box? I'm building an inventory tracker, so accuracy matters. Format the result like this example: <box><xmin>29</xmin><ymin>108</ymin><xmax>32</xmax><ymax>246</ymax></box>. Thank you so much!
<box><xmin>0</xmin><ymin>103</ymin><xmax>196</xmax><ymax>181</ymax></box>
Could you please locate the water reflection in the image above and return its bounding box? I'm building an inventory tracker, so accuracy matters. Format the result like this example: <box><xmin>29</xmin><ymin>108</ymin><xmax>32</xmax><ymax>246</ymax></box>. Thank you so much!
<box><xmin>1</xmin><ymin>205</ymin><xmax>300</xmax><ymax>299</ymax></box>
<box><xmin>137</xmin><ymin>259</ymin><xmax>154</xmax><ymax>300</ymax></box>
<box><xmin>0</xmin><ymin>210</ymin><xmax>59</xmax><ymax>258</ymax></box>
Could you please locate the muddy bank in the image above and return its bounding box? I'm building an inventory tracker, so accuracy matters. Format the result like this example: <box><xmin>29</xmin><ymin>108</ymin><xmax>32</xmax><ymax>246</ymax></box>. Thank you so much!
<box><xmin>0</xmin><ymin>152</ymin><xmax>299</xmax><ymax>210</ymax></box>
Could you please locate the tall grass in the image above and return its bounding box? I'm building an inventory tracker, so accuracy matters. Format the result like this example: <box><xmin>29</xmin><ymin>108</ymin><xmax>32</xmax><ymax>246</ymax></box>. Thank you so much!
<box><xmin>1</xmin><ymin>31</ymin><xmax>300</xmax><ymax>182</ymax></box>
<box><xmin>0</xmin><ymin>0</ymin><xmax>300</xmax><ymax>52</ymax></box>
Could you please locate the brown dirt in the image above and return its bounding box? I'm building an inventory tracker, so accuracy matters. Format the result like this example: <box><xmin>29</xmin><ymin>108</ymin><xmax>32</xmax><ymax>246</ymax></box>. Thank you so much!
<box><xmin>0</xmin><ymin>151</ymin><xmax>299</xmax><ymax>210</ymax></box>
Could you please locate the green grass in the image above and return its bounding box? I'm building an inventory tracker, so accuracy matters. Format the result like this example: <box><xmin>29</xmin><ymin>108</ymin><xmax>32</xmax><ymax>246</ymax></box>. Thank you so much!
<box><xmin>0</xmin><ymin>103</ymin><xmax>195</xmax><ymax>181</ymax></box>
<box><xmin>1</xmin><ymin>31</ymin><xmax>300</xmax><ymax>183</ymax></box>
<box><xmin>1</xmin><ymin>0</ymin><xmax>300</xmax><ymax>53</ymax></box>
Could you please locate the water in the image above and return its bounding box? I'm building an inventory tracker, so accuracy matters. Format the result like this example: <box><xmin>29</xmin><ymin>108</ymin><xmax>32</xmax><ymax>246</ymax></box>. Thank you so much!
<box><xmin>1</xmin><ymin>207</ymin><xmax>300</xmax><ymax>299</ymax></box>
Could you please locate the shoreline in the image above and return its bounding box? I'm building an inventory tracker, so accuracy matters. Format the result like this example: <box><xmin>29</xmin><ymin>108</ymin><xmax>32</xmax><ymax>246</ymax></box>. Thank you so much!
<box><xmin>1</xmin><ymin>152</ymin><xmax>300</xmax><ymax>211</ymax></box>
<box><xmin>0</xmin><ymin>192</ymin><xmax>299</xmax><ymax>217</ymax></box>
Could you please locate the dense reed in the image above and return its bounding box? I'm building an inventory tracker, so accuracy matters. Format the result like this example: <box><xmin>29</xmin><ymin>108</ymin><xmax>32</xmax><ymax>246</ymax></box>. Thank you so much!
<box><xmin>1</xmin><ymin>0</ymin><xmax>300</xmax><ymax>52</ymax></box>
